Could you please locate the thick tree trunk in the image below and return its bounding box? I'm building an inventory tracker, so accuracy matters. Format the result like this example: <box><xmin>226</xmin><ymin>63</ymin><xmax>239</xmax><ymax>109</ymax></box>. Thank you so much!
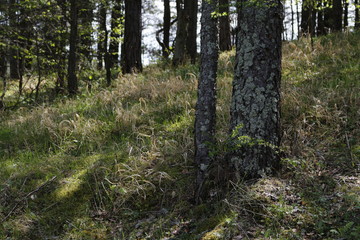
<box><xmin>185</xmin><ymin>0</ymin><xmax>198</xmax><ymax>63</ymax></box>
<box><xmin>219</xmin><ymin>0</ymin><xmax>232</xmax><ymax>51</ymax></box>
<box><xmin>109</xmin><ymin>0</ymin><xmax>122</xmax><ymax>68</ymax></box>
<box><xmin>230</xmin><ymin>0</ymin><xmax>282</xmax><ymax>179</ymax></box>
<box><xmin>67</xmin><ymin>0</ymin><xmax>78</xmax><ymax>95</ymax></box>
<box><xmin>121</xmin><ymin>0</ymin><xmax>142</xmax><ymax>74</ymax></box>
<box><xmin>195</xmin><ymin>0</ymin><xmax>218</xmax><ymax>203</ymax></box>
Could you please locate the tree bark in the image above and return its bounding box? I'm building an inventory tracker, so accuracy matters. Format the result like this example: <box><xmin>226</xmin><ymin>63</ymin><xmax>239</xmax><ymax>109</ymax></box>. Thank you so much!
<box><xmin>163</xmin><ymin>0</ymin><xmax>171</xmax><ymax>58</ymax></box>
<box><xmin>195</xmin><ymin>0</ymin><xmax>218</xmax><ymax>203</ymax></box>
<box><xmin>9</xmin><ymin>0</ymin><xmax>19</xmax><ymax>79</ymax></box>
<box><xmin>173</xmin><ymin>0</ymin><xmax>188</xmax><ymax>65</ymax></box>
<box><xmin>109</xmin><ymin>0</ymin><xmax>123</xmax><ymax>68</ymax></box>
<box><xmin>97</xmin><ymin>2</ymin><xmax>107</xmax><ymax>70</ymax></box>
<box><xmin>67</xmin><ymin>0</ymin><xmax>79</xmax><ymax>95</ymax></box>
<box><xmin>230</xmin><ymin>0</ymin><xmax>283</xmax><ymax>179</ymax></box>
<box><xmin>356</xmin><ymin>0</ymin><xmax>360</xmax><ymax>30</ymax></box>
<box><xmin>78</xmin><ymin>0</ymin><xmax>94</xmax><ymax>63</ymax></box>
<box><xmin>121</xmin><ymin>0</ymin><xmax>142</xmax><ymax>74</ymax></box>
<box><xmin>219</xmin><ymin>0</ymin><xmax>232</xmax><ymax>51</ymax></box>
<box><xmin>185</xmin><ymin>0</ymin><xmax>198</xmax><ymax>63</ymax></box>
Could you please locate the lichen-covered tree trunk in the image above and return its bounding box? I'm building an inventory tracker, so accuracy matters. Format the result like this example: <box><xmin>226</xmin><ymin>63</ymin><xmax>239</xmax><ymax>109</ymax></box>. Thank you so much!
<box><xmin>195</xmin><ymin>0</ymin><xmax>218</xmax><ymax>203</ymax></box>
<box><xmin>230</xmin><ymin>0</ymin><xmax>283</xmax><ymax>179</ymax></box>
<box><xmin>121</xmin><ymin>0</ymin><xmax>142</xmax><ymax>74</ymax></box>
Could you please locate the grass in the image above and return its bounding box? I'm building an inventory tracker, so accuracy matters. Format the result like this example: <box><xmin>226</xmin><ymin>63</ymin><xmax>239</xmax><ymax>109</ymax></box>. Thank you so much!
<box><xmin>1</xmin><ymin>32</ymin><xmax>360</xmax><ymax>239</ymax></box>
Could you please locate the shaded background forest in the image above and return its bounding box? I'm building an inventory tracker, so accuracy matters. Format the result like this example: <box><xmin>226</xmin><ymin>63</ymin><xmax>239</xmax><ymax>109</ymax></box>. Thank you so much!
<box><xmin>0</xmin><ymin>0</ymin><xmax>359</xmax><ymax>106</ymax></box>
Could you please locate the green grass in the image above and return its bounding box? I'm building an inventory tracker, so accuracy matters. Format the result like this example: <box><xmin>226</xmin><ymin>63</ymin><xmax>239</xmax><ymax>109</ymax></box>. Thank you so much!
<box><xmin>1</xmin><ymin>32</ymin><xmax>360</xmax><ymax>239</ymax></box>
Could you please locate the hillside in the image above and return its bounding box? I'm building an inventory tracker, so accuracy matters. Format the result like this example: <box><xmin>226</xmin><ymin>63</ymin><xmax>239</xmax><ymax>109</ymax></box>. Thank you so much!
<box><xmin>0</xmin><ymin>32</ymin><xmax>359</xmax><ymax>239</ymax></box>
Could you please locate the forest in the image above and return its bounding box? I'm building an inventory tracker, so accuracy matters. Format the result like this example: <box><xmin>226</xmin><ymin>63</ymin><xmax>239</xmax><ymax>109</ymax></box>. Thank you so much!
<box><xmin>0</xmin><ymin>0</ymin><xmax>359</xmax><ymax>239</ymax></box>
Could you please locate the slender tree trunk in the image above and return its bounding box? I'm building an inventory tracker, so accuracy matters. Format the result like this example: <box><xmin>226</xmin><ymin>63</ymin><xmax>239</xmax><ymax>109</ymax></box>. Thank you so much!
<box><xmin>195</xmin><ymin>0</ymin><xmax>218</xmax><ymax>204</ymax></box>
<box><xmin>356</xmin><ymin>0</ymin><xmax>360</xmax><ymax>30</ymax></box>
<box><xmin>67</xmin><ymin>0</ymin><xmax>79</xmax><ymax>95</ymax></box>
<box><xmin>9</xmin><ymin>0</ymin><xmax>19</xmax><ymax>79</ymax></box>
<box><xmin>300</xmin><ymin>1</ymin><xmax>315</xmax><ymax>36</ymax></box>
<box><xmin>185</xmin><ymin>0</ymin><xmax>198</xmax><ymax>63</ymax></box>
<box><xmin>343</xmin><ymin>0</ymin><xmax>348</xmax><ymax>30</ymax></box>
<box><xmin>296</xmin><ymin>0</ymin><xmax>300</xmax><ymax>38</ymax></box>
<box><xmin>78</xmin><ymin>0</ymin><xmax>94</xmax><ymax>64</ymax></box>
<box><xmin>121</xmin><ymin>0</ymin><xmax>142</xmax><ymax>73</ymax></box>
<box><xmin>109</xmin><ymin>0</ymin><xmax>122</xmax><ymax>68</ymax></box>
<box><xmin>97</xmin><ymin>2</ymin><xmax>107</xmax><ymax>70</ymax></box>
<box><xmin>163</xmin><ymin>0</ymin><xmax>171</xmax><ymax>58</ymax></box>
<box><xmin>290</xmin><ymin>0</ymin><xmax>294</xmax><ymax>40</ymax></box>
<box><xmin>230</xmin><ymin>0</ymin><xmax>283</xmax><ymax>179</ymax></box>
<box><xmin>324</xmin><ymin>0</ymin><xmax>343</xmax><ymax>32</ymax></box>
<box><xmin>173</xmin><ymin>0</ymin><xmax>188</xmax><ymax>65</ymax></box>
<box><xmin>317</xmin><ymin>0</ymin><xmax>326</xmax><ymax>35</ymax></box>
<box><xmin>219</xmin><ymin>0</ymin><xmax>232</xmax><ymax>51</ymax></box>
<box><xmin>333</xmin><ymin>0</ymin><xmax>343</xmax><ymax>31</ymax></box>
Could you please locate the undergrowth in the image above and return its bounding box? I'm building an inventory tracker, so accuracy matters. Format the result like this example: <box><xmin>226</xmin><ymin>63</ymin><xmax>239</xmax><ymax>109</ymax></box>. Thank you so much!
<box><xmin>0</xmin><ymin>32</ymin><xmax>359</xmax><ymax>239</ymax></box>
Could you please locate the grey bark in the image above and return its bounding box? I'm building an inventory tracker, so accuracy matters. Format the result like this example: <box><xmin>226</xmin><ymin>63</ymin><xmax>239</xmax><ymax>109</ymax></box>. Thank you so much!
<box><xmin>195</xmin><ymin>0</ymin><xmax>218</xmax><ymax>203</ymax></box>
<box><xmin>230</xmin><ymin>0</ymin><xmax>283</xmax><ymax>179</ymax></box>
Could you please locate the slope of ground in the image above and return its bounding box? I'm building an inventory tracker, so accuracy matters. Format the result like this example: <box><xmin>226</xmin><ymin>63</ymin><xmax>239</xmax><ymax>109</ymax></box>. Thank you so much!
<box><xmin>0</xmin><ymin>32</ymin><xmax>359</xmax><ymax>239</ymax></box>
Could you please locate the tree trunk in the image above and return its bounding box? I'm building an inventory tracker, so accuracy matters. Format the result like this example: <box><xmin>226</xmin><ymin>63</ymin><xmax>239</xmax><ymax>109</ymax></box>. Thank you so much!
<box><xmin>230</xmin><ymin>0</ymin><xmax>282</xmax><ymax>179</ymax></box>
<box><xmin>185</xmin><ymin>0</ymin><xmax>198</xmax><ymax>63</ymax></box>
<box><xmin>78</xmin><ymin>0</ymin><xmax>94</xmax><ymax>64</ymax></box>
<box><xmin>97</xmin><ymin>2</ymin><xmax>107</xmax><ymax>70</ymax></box>
<box><xmin>219</xmin><ymin>0</ymin><xmax>232</xmax><ymax>51</ymax></box>
<box><xmin>300</xmin><ymin>1</ymin><xmax>315</xmax><ymax>36</ymax></box>
<box><xmin>324</xmin><ymin>0</ymin><xmax>343</xmax><ymax>32</ymax></box>
<box><xmin>333</xmin><ymin>0</ymin><xmax>343</xmax><ymax>31</ymax></box>
<box><xmin>67</xmin><ymin>0</ymin><xmax>79</xmax><ymax>95</ymax></box>
<box><xmin>343</xmin><ymin>0</ymin><xmax>348</xmax><ymax>30</ymax></box>
<box><xmin>173</xmin><ymin>0</ymin><xmax>188</xmax><ymax>65</ymax></box>
<box><xmin>109</xmin><ymin>0</ymin><xmax>122</xmax><ymax>68</ymax></box>
<box><xmin>195</xmin><ymin>0</ymin><xmax>218</xmax><ymax>204</ymax></box>
<box><xmin>121</xmin><ymin>0</ymin><xmax>142</xmax><ymax>74</ymax></box>
<box><xmin>356</xmin><ymin>0</ymin><xmax>360</xmax><ymax>30</ymax></box>
<box><xmin>9</xmin><ymin>0</ymin><xmax>19</xmax><ymax>79</ymax></box>
<box><xmin>163</xmin><ymin>0</ymin><xmax>171</xmax><ymax>58</ymax></box>
<box><xmin>317</xmin><ymin>0</ymin><xmax>326</xmax><ymax>35</ymax></box>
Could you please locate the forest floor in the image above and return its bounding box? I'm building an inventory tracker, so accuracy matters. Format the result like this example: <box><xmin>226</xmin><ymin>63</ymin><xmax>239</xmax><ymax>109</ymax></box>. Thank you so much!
<box><xmin>0</xmin><ymin>32</ymin><xmax>359</xmax><ymax>239</ymax></box>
